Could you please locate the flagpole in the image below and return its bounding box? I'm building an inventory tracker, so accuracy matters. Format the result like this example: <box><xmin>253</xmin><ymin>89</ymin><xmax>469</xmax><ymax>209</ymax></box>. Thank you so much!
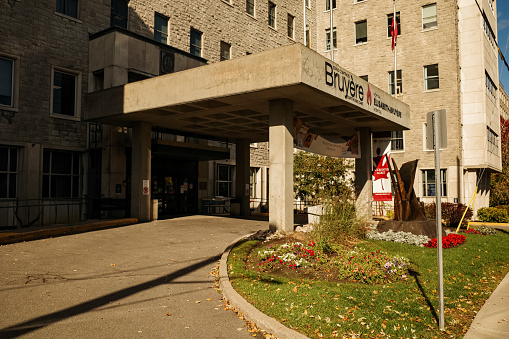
<box><xmin>330</xmin><ymin>0</ymin><xmax>334</xmax><ymax>61</ymax></box>
<box><xmin>394</xmin><ymin>0</ymin><xmax>397</xmax><ymax>98</ymax></box>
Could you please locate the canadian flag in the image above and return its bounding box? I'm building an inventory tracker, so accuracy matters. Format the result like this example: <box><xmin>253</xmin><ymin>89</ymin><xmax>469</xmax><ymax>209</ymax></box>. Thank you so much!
<box><xmin>391</xmin><ymin>14</ymin><xmax>398</xmax><ymax>51</ymax></box>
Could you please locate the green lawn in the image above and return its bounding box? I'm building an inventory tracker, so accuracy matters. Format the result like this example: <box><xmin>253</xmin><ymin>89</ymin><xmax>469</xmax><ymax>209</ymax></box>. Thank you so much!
<box><xmin>228</xmin><ymin>230</ymin><xmax>509</xmax><ymax>338</ymax></box>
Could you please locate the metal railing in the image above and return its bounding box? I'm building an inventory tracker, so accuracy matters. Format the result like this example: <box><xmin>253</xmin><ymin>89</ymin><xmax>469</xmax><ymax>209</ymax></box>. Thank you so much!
<box><xmin>0</xmin><ymin>198</ymin><xmax>86</xmax><ymax>230</ymax></box>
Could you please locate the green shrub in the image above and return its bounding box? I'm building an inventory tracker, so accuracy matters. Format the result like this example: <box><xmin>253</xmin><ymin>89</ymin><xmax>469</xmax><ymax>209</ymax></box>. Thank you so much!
<box><xmin>477</xmin><ymin>207</ymin><xmax>509</xmax><ymax>223</ymax></box>
<box><xmin>312</xmin><ymin>191</ymin><xmax>365</xmax><ymax>248</ymax></box>
<box><xmin>424</xmin><ymin>202</ymin><xmax>473</xmax><ymax>227</ymax></box>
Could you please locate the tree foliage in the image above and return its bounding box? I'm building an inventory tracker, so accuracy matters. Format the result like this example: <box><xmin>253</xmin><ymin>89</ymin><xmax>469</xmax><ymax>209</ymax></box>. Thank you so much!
<box><xmin>490</xmin><ymin>117</ymin><xmax>509</xmax><ymax>206</ymax></box>
<box><xmin>293</xmin><ymin>151</ymin><xmax>353</xmax><ymax>203</ymax></box>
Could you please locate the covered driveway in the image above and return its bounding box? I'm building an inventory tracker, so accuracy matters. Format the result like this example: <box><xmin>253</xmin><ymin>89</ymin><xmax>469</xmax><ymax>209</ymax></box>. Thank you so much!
<box><xmin>85</xmin><ymin>44</ymin><xmax>410</xmax><ymax>231</ymax></box>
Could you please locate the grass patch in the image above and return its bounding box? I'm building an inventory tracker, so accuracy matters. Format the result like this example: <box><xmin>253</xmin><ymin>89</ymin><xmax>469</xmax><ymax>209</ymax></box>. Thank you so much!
<box><xmin>228</xmin><ymin>231</ymin><xmax>509</xmax><ymax>338</ymax></box>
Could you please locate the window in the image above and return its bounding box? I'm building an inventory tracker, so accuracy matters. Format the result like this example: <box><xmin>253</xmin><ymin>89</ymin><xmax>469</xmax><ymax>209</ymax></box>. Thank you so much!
<box><xmin>216</xmin><ymin>164</ymin><xmax>232</xmax><ymax>197</ymax></box>
<box><xmin>220</xmin><ymin>41</ymin><xmax>231</xmax><ymax>61</ymax></box>
<box><xmin>246</xmin><ymin>0</ymin><xmax>255</xmax><ymax>16</ymax></box>
<box><xmin>154</xmin><ymin>13</ymin><xmax>169</xmax><ymax>44</ymax></box>
<box><xmin>424</xmin><ymin>64</ymin><xmax>439</xmax><ymax>90</ymax></box>
<box><xmin>305</xmin><ymin>0</ymin><xmax>310</xmax><ymax>8</ymax></box>
<box><xmin>388</xmin><ymin>70</ymin><xmax>402</xmax><ymax>95</ymax></box>
<box><xmin>250</xmin><ymin>167</ymin><xmax>259</xmax><ymax>198</ymax></box>
<box><xmin>0</xmin><ymin>146</ymin><xmax>17</xmax><ymax>199</ymax></box>
<box><xmin>0</xmin><ymin>57</ymin><xmax>13</xmax><ymax>107</ymax></box>
<box><xmin>268</xmin><ymin>2</ymin><xmax>276</xmax><ymax>28</ymax></box>
<box><xmin>387</xmin><ymin>12</ymin><xmax>401</xmax><ymax>37</ymax></box>
<box><xmin>287</xmin><ymin>14</ymin><xmax>295</xmax><ymax>39</ymax></box>
<box><xmin>56</xmin><ymin>0</ymin><xmax>78</xmax><ymax>18</ymax></box>
<box><xmin>325</xmin><ymin>0</ymin><xmax>336</xmax><ymax>11</ymax></box>
<box><xmin>422</xmin><ymin>169</ymin><xmax>447</xmax><ymax>197</ymax></box>
<box><xmin>487</xmin><ymin>127</ymin><xmax>498</xmax><ymax>155</ymax></box>
<box><xmin>52</xmin><ymin>70</ymin><xmax>77</xmax><ymax>117</ymax></box>
<box><xmin>391</xmin><ymin>131</ymin><xmax>404</xmax><ymax>151</ymax></box>
<box><xmin>486</xmin><ymin>71</ymin><xmax>497</xmax><ymax>98</ymax></box>
<box><xmin>190</xmin><ymin>29</ymin><xmax>202</xmax><ymax>57</ymax></box>
<box><xmin>325</xmin><ymin>28</ymin><xmax>337</xmax><ymax>51</ymax></box>
<box><xmin>422</xmin><ymin>3</ymin><xmax>437</xmax><ymax>30</ymax></box>
<box><xmin>43</xmin><ymin>150</ymin><xmax>81</xmax><ymax>198</ymax></box>
<box><xmin>110</xmin><ymin>0</ymin><xmax>128</xmax><ymax>29</ymax></box>
<box><xmin>360</xmin><ymin>75</ymin><xmax>368</xmax><ymax>82</ymax></box>
<box><xmin>355</xmin><ymin>20</ymin><xmax>367</xmax><ymax>44</ymax></box>
<box><xmin>483</xmin><ymin>15</ymin><xmax>497</xmax><ymax>48</ymax></box>
<box><xmin>305</xmin><ymin>27</ymin><xmax>311</xmax><ymax>47</ymax></box>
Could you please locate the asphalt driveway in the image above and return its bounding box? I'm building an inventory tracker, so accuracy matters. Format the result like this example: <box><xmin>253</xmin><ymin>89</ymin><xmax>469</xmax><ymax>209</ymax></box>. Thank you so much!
<box><xmin>0</xmin><ymin>216</ymin><xmax>268</xmax><ymax>339</ymax></box>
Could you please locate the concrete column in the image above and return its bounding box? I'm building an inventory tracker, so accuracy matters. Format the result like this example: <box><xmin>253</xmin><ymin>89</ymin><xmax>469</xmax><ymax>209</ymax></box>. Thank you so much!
<box><xmin>235</xmin><ymin>139</ymin><xmax>251</xmax><ymax>216</ymax></box>
<box><xmin>131</xmin><ymin>121</ymin><xmax>152</xmax><ymax>222</ymax></box>
<box><xmin>354</xmin><ymin>128</ymin><xmax>373</xmax><ymax>221</ymax></box>
<box><xmin>269</xmin><ymin>99</ymin><xmax>294</xmax><ymax>233</ymax></box>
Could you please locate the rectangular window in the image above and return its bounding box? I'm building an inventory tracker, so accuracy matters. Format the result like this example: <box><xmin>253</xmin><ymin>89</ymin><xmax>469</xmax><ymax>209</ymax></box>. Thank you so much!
<box><xmin>0</xmin><ymin>57</ymin><xmax>13</xmax><ymax>107</ymax></box>
<box><xmin>56</xmin><ymin>0</ymin><xmax>78</xmax><ymax>18</ymax></box>
<box><xmin>487</xmin><ymin>127</ymin><xmax>499</xmax><ymax>155</ymax></box>
<box><xmin>325</xmin><ymin>28</ymin><xmax>337</xmax><ymax>51</ymax></box>
<box><xmin>250</xmin><ymin>167</ymin><xmax>259</xmax><ymax>198</ymax></box>
<box><xmin>387</xmin><ymin>12</ymin><xmax>401</xmax><ymax>37</ymax></box>
<box><xmin>486</xmin><ymin>71</ymin><xmax>497</xmax><ymax>98</ymax></box>
<box><xmin>216</xmin><ymin>164</ymin><xmax>232</xmax><ymax>197</ymax></box>
<box><xmin>422</xmin><ymin>169</ymin><xmax>447</xmax><ymax>197</ymax></box>
<box><xmin>305</xmin><ymin>28</ymin><xmax>310</xmax><ymax>47</ymax></box>
<box><xmin>391</xmin><ymin>131</ymin><xmax>404</xmax><ymax>151</ymax></box>
<box><xmin>422</xmin><ymin>3</ymin><xmax>437</xmax><ymax>30</ymax></box>
<box><xmin>220</xmin><ymin>41</ymin><xmax>231</xmax><ymax>61</ymax></box>
<box><xmin>268</xmin><ymin>2</ymin><xmax>276</xmax><ymax>28</ymax></box>
<box><xmin>287</xmin><ymin>14</ymin><xmax>295</xmax><ymax>39</ymax></box>
<box><xmin>0</xmin><ymin>146</ymin><xmax>18</xmax><ymax>199</ymax></box>
<box><xmin>424</xmin><ymin>64</ymin><xmax>439</xmax><ymax>90</ymax></box>
<box><xmin>52</xmin><ymin>70</ymin><xmax>77</xmax><ymax>117</ymax></box>
<box><xmin>246</xmin><ymin>0</ymin><xmax>255</xmax><ymax>16</ymax></box>
<box><xmin>388</xmin><ymin>70</ymin><xmax>402</xmax><ymax>95</ymax></box>
<box><xmin>43</xmin><ymin>150</ymin><xmax>81</xmax><ymax>198</ymax></box>
<box><xmin>355</xmin><ymin>20</ymin><xmax>367</xmax><ymax>44</ymax></box>
<box><xmin>190</xmin><ymin>29</ymin><xmax>202</xmax><ymax>57</ymax></box>
<box><xmin>483</xmin><ymin>15</ymin><xmax>496</xmax><ymax>48</ymax></box>
<box><xmin>110</xmin><ymin>0</ymin><xmax>128</xmax><ymax>29</ymax></box>
<box><xmin>154</xmin><ymin>13</ymin><xmax>169</xmax><ymax>44</ymax></box>
<box><xmin>325</xmin><ymin>0</ymin><xmax>336</xmax><ymax>11</ymax></box>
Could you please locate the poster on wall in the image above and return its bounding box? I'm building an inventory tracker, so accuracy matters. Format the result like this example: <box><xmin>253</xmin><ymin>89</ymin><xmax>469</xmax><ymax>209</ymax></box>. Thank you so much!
<box><xmin>372</xmin><ymin>135</ymin><xmax>392</xmax><ymax>201</ymax></box>
<box><xmin>293</xmin><ymin>117</ymin><xmax>360</xmax><ymax>158</ymax></box>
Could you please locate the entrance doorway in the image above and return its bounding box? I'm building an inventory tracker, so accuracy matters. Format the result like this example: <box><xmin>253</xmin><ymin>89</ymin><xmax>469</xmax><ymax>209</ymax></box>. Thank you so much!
<box><xmin>151</xmin><ymin>159</ymin><xmax>198</xmax><ymax>216</ymax></box>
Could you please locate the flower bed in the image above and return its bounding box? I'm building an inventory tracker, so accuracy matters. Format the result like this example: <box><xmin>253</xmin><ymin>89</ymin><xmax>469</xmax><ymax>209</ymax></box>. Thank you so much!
<box><xmin>423</xmin><ymin>233</ymin><xmax>466</xmax><ymax>249</ymax></box>
<box><xmin>463</xmin><ymin>226</ymin><xmax>498</xmax><ymax>235</ymax></box>
<box><xmin>256</xmin><ymin>241</ymin><xmax>411</xmax><ymax>283</ymax></box>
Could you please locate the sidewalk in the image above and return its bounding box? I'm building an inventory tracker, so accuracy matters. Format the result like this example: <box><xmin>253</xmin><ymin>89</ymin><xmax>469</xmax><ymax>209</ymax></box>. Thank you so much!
<box><xmin>463</xmin><ymin>270</ymin><xmax>509</xmax><ymax>338</ymax></box>
<box><xmin>0</xmin><ymin>218</ymin><xmax>138</xmax><ymax>245</ymax></box>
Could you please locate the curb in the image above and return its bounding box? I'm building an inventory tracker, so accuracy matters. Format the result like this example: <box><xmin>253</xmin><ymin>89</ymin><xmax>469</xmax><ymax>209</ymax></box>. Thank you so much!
<box><xmin>0</xmin><ymin>218</ymin><xmax>138</xmax><ymax>245</ymax></box>
<box><xmin>219</xmin><ymin>236</ymin><xmax>309</xmax><ymax>339</ymax></box>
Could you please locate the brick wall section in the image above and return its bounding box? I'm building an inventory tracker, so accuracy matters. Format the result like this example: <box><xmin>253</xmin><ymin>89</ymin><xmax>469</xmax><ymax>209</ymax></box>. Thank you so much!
<box><xmin>0</xmin><ymin>0</ymin><xmax>111</xmax><ymax>148</ymax></box>
<box><xmin>126</xmin><ymin>0</ymin><xmax>315</xmax><ymax>62</ymax></box>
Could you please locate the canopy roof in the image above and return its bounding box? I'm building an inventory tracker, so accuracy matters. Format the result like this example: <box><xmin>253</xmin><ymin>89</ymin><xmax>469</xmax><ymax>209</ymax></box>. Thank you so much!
<box><xmin>85</xmin><ymin>44</ymin><xmax>410</xmax><ymax>143</ymax></box>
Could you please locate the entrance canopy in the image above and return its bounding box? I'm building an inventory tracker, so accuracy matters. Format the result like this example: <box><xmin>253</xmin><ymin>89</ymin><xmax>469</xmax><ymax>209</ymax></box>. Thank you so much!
<box><xmin>85</xmin><ymin>44</ymin><xmax>410</xmax><ymax>142</ymax></box>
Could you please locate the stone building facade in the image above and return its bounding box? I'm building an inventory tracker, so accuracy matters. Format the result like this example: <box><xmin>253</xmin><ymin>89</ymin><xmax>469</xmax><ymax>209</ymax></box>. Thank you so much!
<box><xmin>316</xmin><ymin>0</ymin><xmax>501</xmax><ymax>213</ymax></box>
<box><xmin>0</xmin><ymin>0</ymin><xmax>502</xmax><ymax>227</ymax></box>
<box><xmin>0</xmin><ymin>0</ymin><xmax>314</xmax><ymax>226</ymax></box>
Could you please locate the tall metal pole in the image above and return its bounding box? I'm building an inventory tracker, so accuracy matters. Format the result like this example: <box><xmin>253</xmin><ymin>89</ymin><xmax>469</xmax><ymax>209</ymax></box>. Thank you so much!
<box><xmin>393</xmin><ymin>0</ymin><xmax>397</xmax><ymax>98</ymax></box>
<box><xmin>329</xmin><ymin>0</ymin><xmax>334</xmax><ymax>61</ymax></box>
<box><xmin>433</xmin><ymin>111</ymin><xmax>445</xmax><ymax>331</ymax></box>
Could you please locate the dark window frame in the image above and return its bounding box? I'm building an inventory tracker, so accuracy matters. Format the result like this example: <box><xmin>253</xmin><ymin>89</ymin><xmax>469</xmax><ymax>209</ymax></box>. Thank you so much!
<box><xmin>0</xmin><ymin>146</ymin><xmax>18</xmax><ymax>199</ymax></box>
<box><xmin>56</xmin><ymin>0</ymin><xmax>78</xmax><ymax>18</ymax></box>
<box><xmin>42</xmin><ymin>150</ymin><xmax>81</xmax><ymax>198</ymax></box>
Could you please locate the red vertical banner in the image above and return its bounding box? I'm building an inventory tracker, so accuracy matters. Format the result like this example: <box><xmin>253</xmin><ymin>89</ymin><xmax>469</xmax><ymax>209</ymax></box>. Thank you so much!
<box><xmin>372</xmin><ymin>137</ymin><xmax>392</xmax><ymax>201</ymax></box>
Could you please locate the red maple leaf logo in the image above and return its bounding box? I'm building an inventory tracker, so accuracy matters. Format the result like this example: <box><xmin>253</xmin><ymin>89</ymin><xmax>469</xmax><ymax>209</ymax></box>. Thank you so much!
<box><xmin>366</xmin><ymin>85</ymin><xmax>372</xmax><ymax>105</ymax></box>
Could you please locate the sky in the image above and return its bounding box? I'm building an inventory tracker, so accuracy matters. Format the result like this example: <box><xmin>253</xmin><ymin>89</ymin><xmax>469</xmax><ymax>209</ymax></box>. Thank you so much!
<box><xmin>498</xmin><ymin>2</ymin><xmax>509</xmax><ymax>89</ymax></box>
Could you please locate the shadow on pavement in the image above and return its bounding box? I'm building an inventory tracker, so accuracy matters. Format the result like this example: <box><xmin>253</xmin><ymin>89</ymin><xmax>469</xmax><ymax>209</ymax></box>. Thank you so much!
<box><xmin>0</xmin><ymin>254</ymin><xmax>221</xmax><ymax>338</ymax></box>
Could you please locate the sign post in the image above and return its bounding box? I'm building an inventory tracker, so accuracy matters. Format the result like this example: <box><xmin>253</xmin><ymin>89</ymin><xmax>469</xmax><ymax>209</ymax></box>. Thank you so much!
<box><xmin>426</xmin><ymin>109</ymin><xmax>446</xmax><ymax>331</ymax></box>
